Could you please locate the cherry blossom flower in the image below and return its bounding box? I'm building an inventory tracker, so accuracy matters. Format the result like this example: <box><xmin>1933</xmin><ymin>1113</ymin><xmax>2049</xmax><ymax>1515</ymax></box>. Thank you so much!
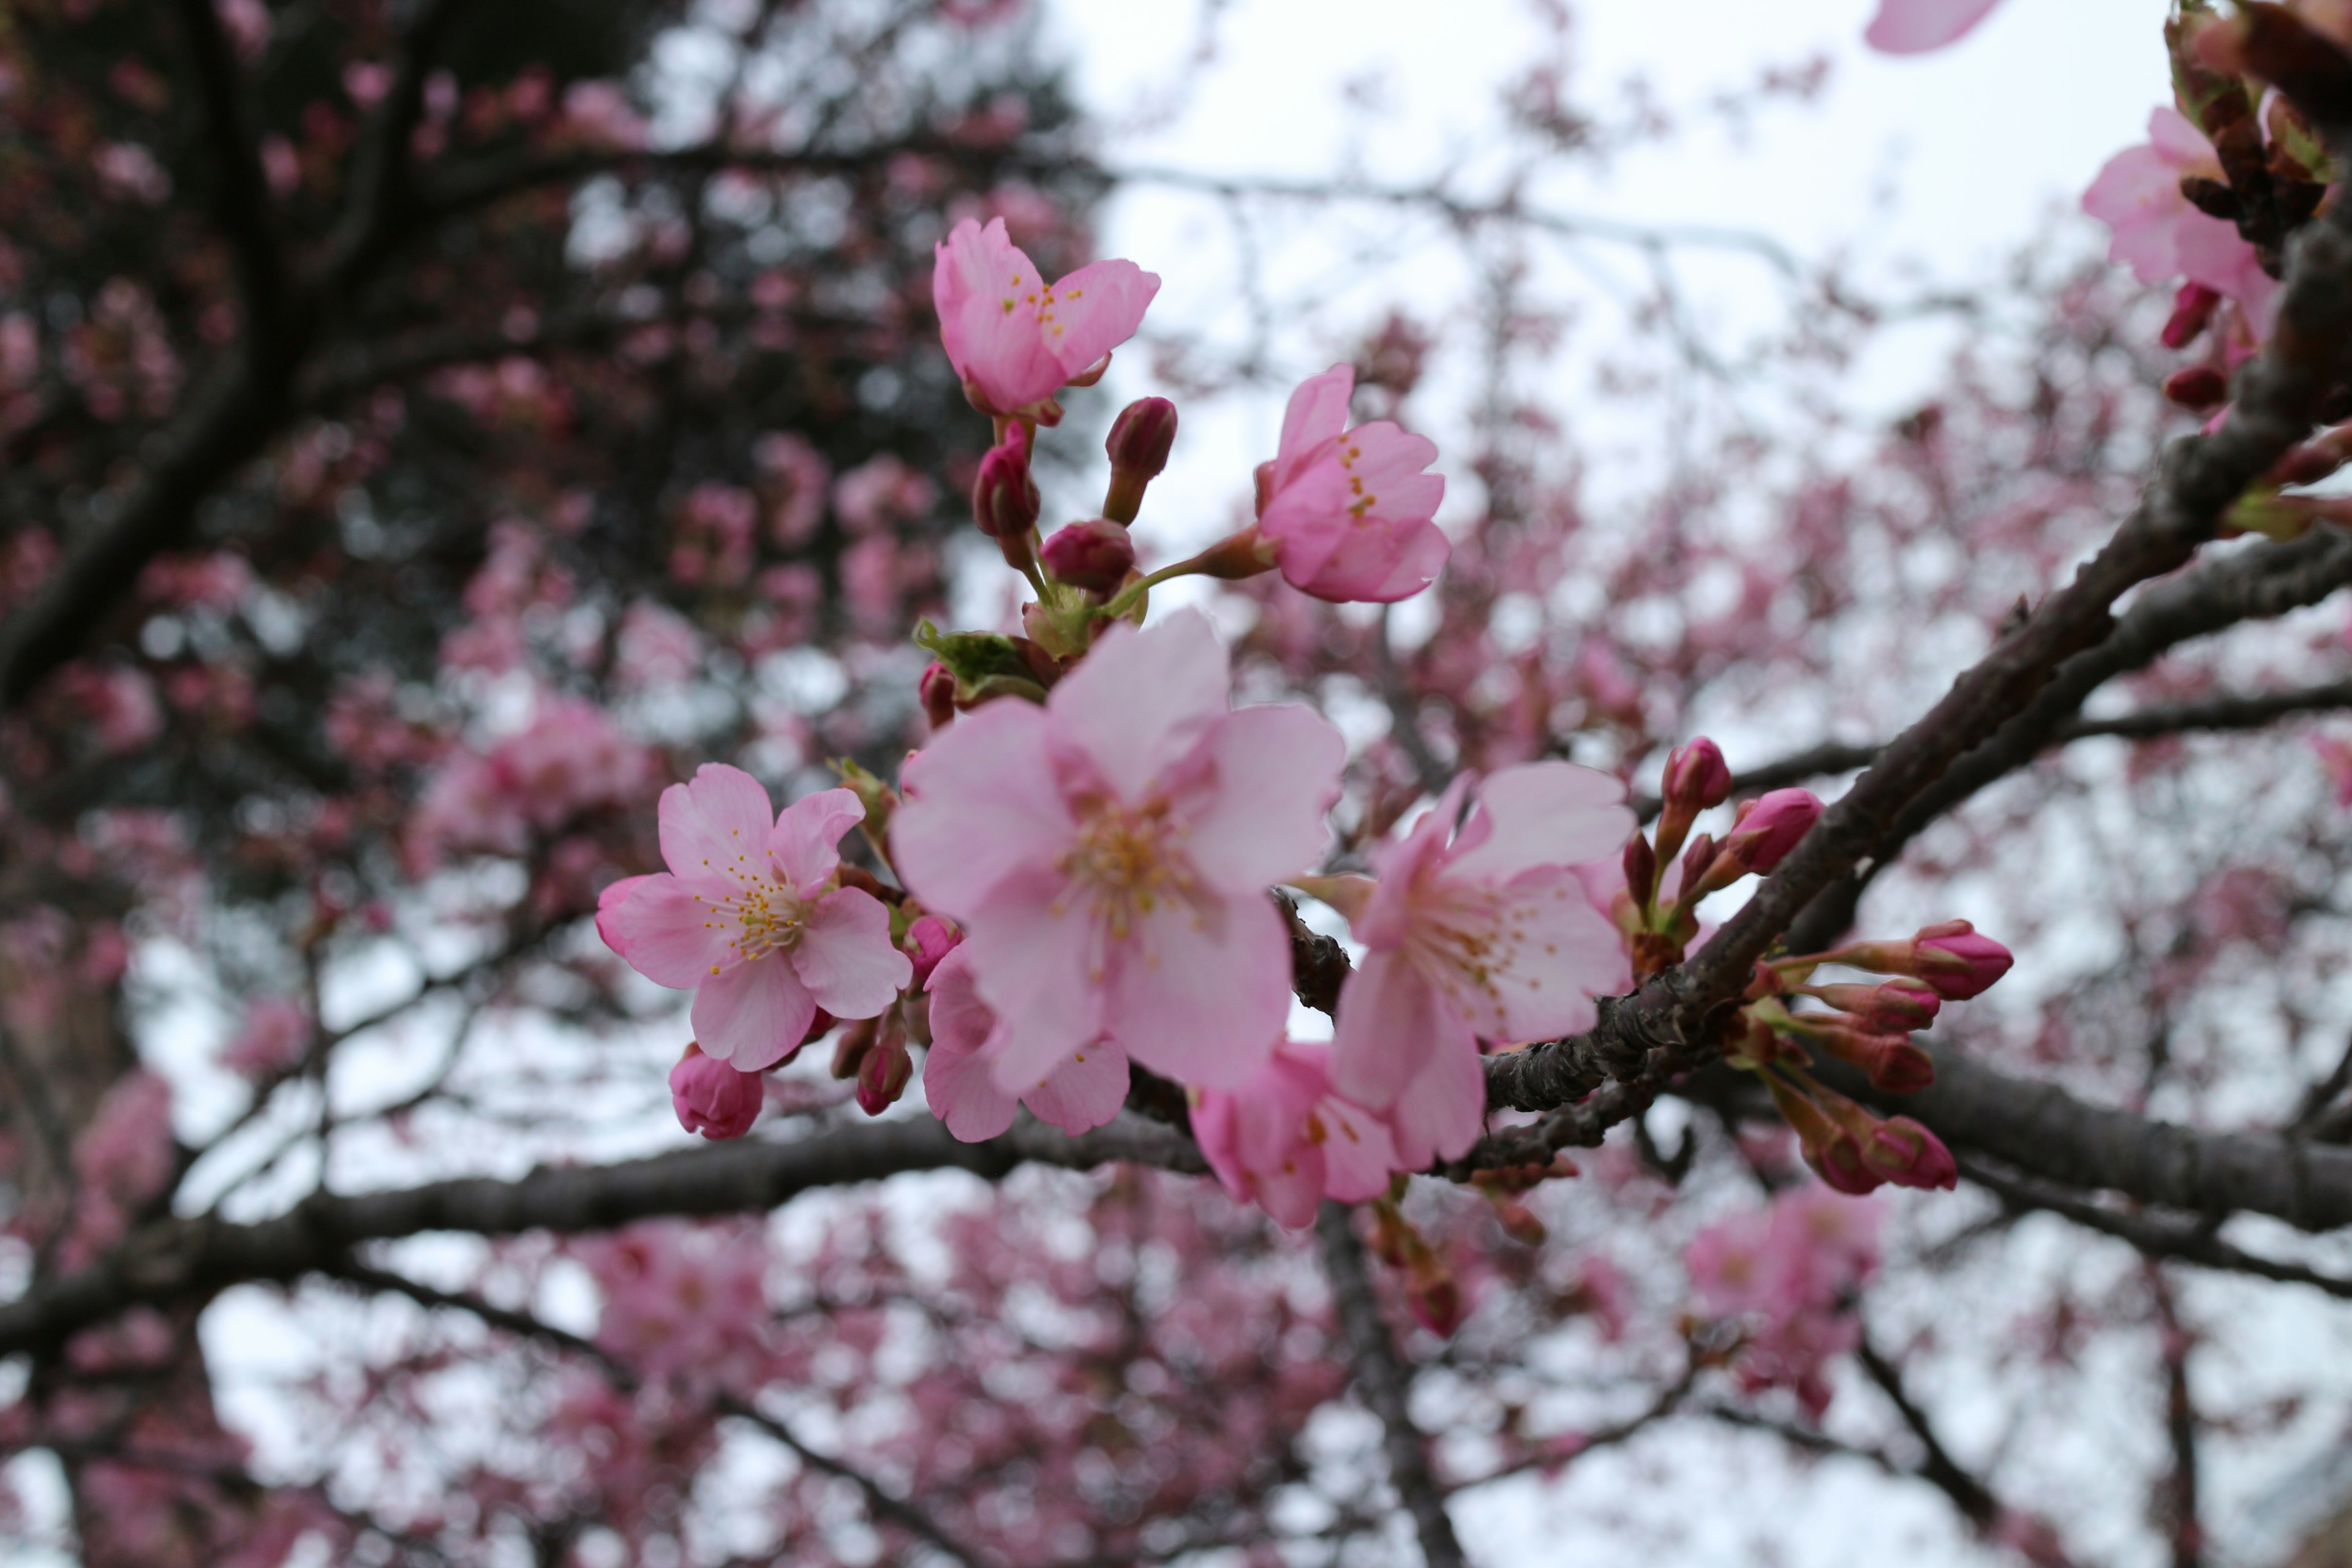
<box><xmin>1255</xmin><ymin>364</ymin><xmax>1448</xmax><ymax>603</ymax></box>
<box><xmin>931</xmin><ymin>217</ymin><xmax>1159</xmax><ymax>417</ymax></box>
<box><xmin>1863</xmin><ymin>0</ymin><xmax>2005</xmax><ymax>53</ymax></box>
<box><xmin>1311</xmin><ymin>762</ymin><xmax>1634</xmax><ymax>1163</ymax></box>
<box><xmin>891</xmin><ymin>609</ymin><xmax>1344</xmax><ymax>1094</ymax></box>
<box><xmin>1686</xmin><ymin>1187</ymin><xmax>1881</xmax><ymax>1417</ymax></box>
<box><xmin>1193</xmin><ymin>1040</ymin><xmax>1399</xmax><ymax>1227</ymax></box>
<box><xmin>2082</xmin><ymin>108</ymin><xmax>2277</xmax><ymax>336</ymax></box>
<box><xmin>919</xmin><ymin>944</ymin><xmax>1128</xmax><ymax>1142</ymax></box>
<box><xmin>597</xmin><ymin>766</ymin><xmax>912</xmax><ymax>1069</ymax></box>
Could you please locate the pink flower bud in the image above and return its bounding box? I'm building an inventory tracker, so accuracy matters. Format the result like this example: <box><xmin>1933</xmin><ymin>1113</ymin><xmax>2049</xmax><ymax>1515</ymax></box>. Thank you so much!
<box><xmin>1039</xmin><ymin>518</ymin><xmax>1137</xmax><ymax>593</ymax></box>
<box><xmin>1766</xmin><ymin>1074</ymin><xmax>1883</xmax><ymax>1196</ymax></box>
<box><xmin>903</xmin><ymin>914</ymin><xmax>959</xmax><ymax>989</ymax></box>
<box><xmin>1916</xmin><ymin>927</ymin><xmax>2013</xmax><ymax>999</ymax></box>
<box><xmin>1622</xmin><ymin>832</ymin><xmax>1657</xmax><ymax>910</ymax></box>
<box><xmin>1812</xmin><ymin>981</ymin><xmax>1940</xmax><ymax>1031</ymax></box>
<box><xmin>1103</xmin><ymin>396</ymin><xmax>1177</xmax><ymax>522</ymax></box>
<box><xmin>1663</xmin><ymin>737</ymin><xmax>1733</xmax><ymax>813</ymax></box>
<box><xmin>2160</xmin><ymin>281</ymin><xmax>2220</xmax><ymax>350</ymax></box>
<box><xmin>919</xmin><ymin>660</ymin><xmax>957</xmax><ymax>729</ymax></box>
<box><xmin>1860</xmin><ymin>1115</ymin><xmax>1958</xmax><ymax>1190</ymax></box>
<box><xmin>669</xmin><ymin>1045</ymin><xmax>760</xmax><ymax>1140</ymax></box>
<box><xmin>2163</xmin><ymin>365</ymin><xmax>2228</xmax><ymax>410</ymax></box>
<box><xmin>971</xmin><ymin>430</ymin><xmax>1039</xmax><ymax>572</ymax></box>
<box><xmin>1723</xmin><ymin>788</ymin><xmax>1822</xmax><ymax>872</ymax></box>
<box><xmin>855</xmin><ymin>1020</ymin><xmax>913</xmax><ymax>1115</ymax></box>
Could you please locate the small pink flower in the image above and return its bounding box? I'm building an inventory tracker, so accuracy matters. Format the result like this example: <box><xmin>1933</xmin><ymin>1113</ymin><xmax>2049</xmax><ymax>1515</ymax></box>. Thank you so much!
<box><xmin>1193</xmin><ymin>1040</ymin><xmax>1399</xmax><ymax>1228</ymax></box>
<box><xmin>932</xmin><ymin>217</ymin><xmax>1159</xmax><ymax>417</ymax></box>
<box><xmin>597</xmin><ymin>765</ymin><xmax>913</xmax><ymax>1069</ymax></box>
<box><xmin>1256</xmin><ymin>364</ymin><xmax>1448</xmax><ymax>603</ymax></box>
<box><xmin>1862</xmin><ymin>0</ymin><xmax>2005</xmax><ymax>52</ymax></box>
<box><xmin>892</xmin><ymin>610</ymin><xmax>1344</xmax><ymax>1095</ymax></box>
<box><xmin>1315</xmin><ymin>762</ymin><xmax>1634</xmax><ymax>1164</ymax></box>
<box><xmin>2082</xmin><ymin>108</ymin><xmax>2278</xmax><ymax>336</ymax></box>
<box><xmin>919</xmin><ymin>945</ymin><xmax>1128</xmax><ymax>1142</ymax></box>
<box><xmin>669</xmin><ymin>1044</ymin><xmax>761</xmax><ymax>1139</ymax></box>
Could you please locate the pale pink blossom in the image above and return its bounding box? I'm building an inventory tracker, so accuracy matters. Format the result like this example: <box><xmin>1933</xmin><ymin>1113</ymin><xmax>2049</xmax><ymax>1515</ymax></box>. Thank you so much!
<box><xmin>616</xmin><ymin>599</ymin><xmax>703</xmax><ymax>690</ymax></box>
<box><xmin>2082</xmin><ymin>108</ymin><xmax>2277</xmax><ymax>336</ymax></box>
<box><xmin>222</xmin><ymin>997</ymin><xmax>311</xmax><ymax>1079</ymax></box>
<box><xmin>1256</xmin><ymin>364</ymin><xmax>1448</xmax><ymax>603</ymax></box>
<box><xmin>597</xmin><ymin>766</ymin><xmax>913</xmax><ymax>1069</ymax></box>
<box><xmin>1193</xmin><ymin>1040</ymin><xmax>1399</xmax><ymax>1228</ymax></box>
<box><xmin>1863</xmin><ymin>0</ymin><xmax>2004</xmax><ymax>53</ymax></box>
<box><xmin>892</xmin><ymin>609</ymin><xmax>1344</xmax><ymax>1094</ymax></box>
<box><xmin>931</xmin><ymin>217</ymin><xmax>1158</xmax><ymax>417</ymax></box>
<box><xmin>1314</xmin><ymin>762</ymin><xmax>1634</xmax><ymax>1163</ymax></box>
<box><xmin>1685</xmin><ymin>1187</ymin><xmax>1881</xmax><ymax>1417</ymax></box>
<box><xmin>919</xmin><ymin>944</ymin><xmax>1128</xmax><ymax>1142</ymax></box>
<box><xmin>585</xmin><ymin>1223</ymin><xmax>770</xmax><ymax>1389</ymax></box>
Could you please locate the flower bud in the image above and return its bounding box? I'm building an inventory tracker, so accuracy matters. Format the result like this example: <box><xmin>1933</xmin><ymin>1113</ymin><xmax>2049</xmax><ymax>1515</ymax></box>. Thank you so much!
<box><xmin>1860</xmin><ymin>1115</ymin><xmax>1958</xmax><ymax>1190</ymax></box>
<box><xmin>2160</xmin><ymin>282</ymin><xmax>2220</xmax><ymax>350</ymax></box>
<box><xmin>855</xmin><ymin>1018</ymin><xmax>913</xmax><ymax>1115</ymax></box>
<box><xmin>2163</xmin><ymin>364</ymin><xmax>2229</xmax><ymax>410</ymax></box>
<box><xmin>971</xmin><ymin>429</ymin><xmax>1040</xmax><ymax>572</ymax></box>
<box><xmin>1039</xmin><ymin>518</ymin><xmax>1137</xmax><ymax>593</ymax></box>
<box><xmin>1188</xmin><ymin>525</ymin><xmax>1280</xmax><ymax>582</ymax></box>
<box><xmin>1765</xmin><ymin>1074</ymin><xmax>1883</xmax><ymax>1196</ymax></box>
<box><xmin>831</xmin><ymin>1016</ymin><xmax>877</xmax><ymax>1080</ymax></box>
<box><xmin>1816</xmin><ymin>1023</ymin><xmax>1937</xmax><ymax>1093</ymax></box>
<box><xmin>1722</xmin><ymin>788</ymin><xmax>1822</xmax><ymax>873</ymax></box>
<box><xmin>1621</xmin><ymin>833</ymin><xmax>1657</xmax><ymax>911</ymax></box>
<box><xmin>919</xmin><ymin>660</ymin><xmax>957</xmax><ymax>729</ymax></box>
<box><xmin>1915</xmin><ymin>927</ymin><xmax>2013</xmax><ymax>999</ymax></box>
<box><xmin>1678</xmin><ymin>831</ymin><xmax>1718</xmax><ymax>892</ymax></box>
<box><xmin>1812</xmin><ymin>981</ymin><xmax>1940</xmax><ymax>1031</ymax></box>
<box><xmin>1664</xmin><ymin>737</ymin><xmax>1733</xmax><ymax>813</ymax></box>
<box><xmin>903</xmin><ymin>914</ymin><xmax>959</xmax><ymax>990</ymax></box>
<box><xmin>669</xmin><ymin>1044</ymin><xmax>761</xmax><ymax>1140</ymax></box>
<box><xmin>1102</xmin><ymin>396</ymin><xmax>1177</xmax><ymax>523</ymax></box>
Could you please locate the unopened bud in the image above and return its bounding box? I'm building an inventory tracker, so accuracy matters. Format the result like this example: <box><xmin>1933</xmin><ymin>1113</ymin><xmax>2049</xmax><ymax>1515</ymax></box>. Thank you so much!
<box><xmin>972</xmin><ymin>429</ymin><xmax>1041</xmax><ymax>571</ymax></box>
<box><xmin>669</xmin><ymin>1044</ymin><xmax>761</xmax><ymax>1140</ymax></box>
<box><xmin>1188</xmin><ymin>526</ymin><xmax>1281</xmax><ymax>582</ymax></box>
<box><xmin>831</xmin><ymin>1016</ymin><xmax>877</xmax><ymax>1080</ymax></box>
<box><xmin>1809</xmin><ymin>1020</ymin><xmax>1937</xmax><ymax>1093</ymax></box>
<box><xmin>2163</xmin><ymin>365</ymin><xmax>2229</xmax><ymax>410</ymax></box>
<box><xmin>2161</xmin><ymin>282</ymin><xmax>2221</xmax><ymax>350</ymax></box>
<box><xmin>1722</xmin><ymin>788</ymin><xmax>1822</xmax><ymax>874</ymax></box>
<box><xmin>1103</xmin><ymin>396</ymin><xmax>1178</xmax><ymax>523</ymax></box>
<box><xmin>903</xmin><ymin>914</ymin><xmax>960</xmax><ymax>990</ymax></box>
<box><xmin>1039</xmin><ymin>518</ymin><xmax>1137</xmax><ymax>593</ymax></box>
<box><xmin>919</xmin><ymin>661</ymin><xmax>957</xmax><ymax>729</ymax></box>
<box><xmin>1765</xmin><ymin>1074</ymin><xmax>1884</xmax><ymax>1196</ymax></box>
<box><xmin>855</xmin><ymin>1016</ymin><xmax>913</xmax><ymax>1115</ymax></box>
<box><xmin>1678</xmin><ymin>831</ymin><xmax>1718</xmax><ymax>892</ymax></box>
<box><xmin>1664</xmin><ymin>737</ymin><xmax>1733</xmax><ymax>812</ymax></box>
<box><xmin>1860</xmin><ymin>1115</ymin><xmax>1958</xmax><ymax>1190</ymax></box>
<box><xmin>1915</xmin><ymin>926</ymin><xmax>2013</xmax><ymax>999</ymax></box>
<box><xmin>1811</xmin><ymin>981</ymin><xmax>1940</xmax><ymax>1031</ymax></box>
<box><xmin>1622</xmin><ymin>834</ymin><xmax>1657</xmax><ymax>911</ymax></box>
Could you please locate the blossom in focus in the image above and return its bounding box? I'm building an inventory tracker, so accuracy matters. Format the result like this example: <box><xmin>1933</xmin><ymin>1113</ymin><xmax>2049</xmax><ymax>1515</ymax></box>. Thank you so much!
<box><xmin>1863</xmin><ymin>0</ymin><xmax>2005</xmax><ymax>53</ymax></box>
<box><xmin>919</xmin><ymin>944</ymin><xmax>1129</xmax><ymax>1142</ymax></box>
<box><xmin>669</xmin><ymin>1044</ymin><xmax>762</xmax><ymax>1140</ymax></box>
<box><xmin>1193</xmin><ymin>1039</ymin><xmax>1399</xmax><ymax>1227</ymax></box>
<box><xmin>2082</xmin><ymin>108</ymin><xmax>2277</xmax><ymax>336</ymax></box>
<box><xmin>932</xmin><ymin>217</ymin><xmax>1159</xmax><ymax>417</ymax></box>
<box><xmin>597</xmin><ymin>766</ymin><xmax>913</xmax><ymax>1070</ymax></box>
<box><xmin>1316</xmin><ymin>762</ymin><xmax>1634</xmax><ymax>1164</ymax></box>
<box><xmin>1255</xmin><ymin>364</ymin><xmax>1448</xmax><ymax>603</ymax></box>
<box><xmin>892</xmin><ymin>609</ymin><xmax>1344</xmax><ymax>1095</ymax></box>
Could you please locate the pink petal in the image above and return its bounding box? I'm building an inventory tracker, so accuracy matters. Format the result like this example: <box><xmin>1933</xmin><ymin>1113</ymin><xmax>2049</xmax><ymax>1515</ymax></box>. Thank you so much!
<box><xmin>658</xmin><ymin>764</ymin><xmax>777</xmax><ymax>892</ymax></box>
<box><xmin>1435</xmin><ymin>867</ymin><xmax>1623</xmax><ymax>1042</ymax></box>
<box><xmin>767</xmin><ymin>786</ymin><xmax>864</xmax><ymax>894</ymax></box>
<box><xmin>962</xmin><ymin>864</ymin><xmax>1107</xmax><ymax>1094</ymax></box>
<box><xmin>1021</xmin><ymin>1039</ymin><xmax>1130</xmax><ymax>1135</ymax></box>
<box><xmin>2146</xmin><ymin>106</ymin><xmax>2217</xmax><ymax>170</ymax></box>
<box><xmin>1174</xmin><ymin>704</ymin><xmax>1344</xmax><ymax>894</ymax></box>
<box><xmin>793</xmin><ymin>888</ymin><xmax>912</xmax><ymax>1020</ymax></box>
<box><xmin>1356</xmin><ymin>778</ymin><xmax>1472</xmax><ymax>949</ymax></box>
<box><xmin>1104</xmin><ymin>889</ymin><xmax>1289</xmax><ymax>1090</ymax></box>
<box><xmin>932</xmin><ymin>217</ymin><xmax>1063</xmax><ymax>412</ymax></box>
<box><xmin>1039</xmin><ymin>258</ymin><xmax>1160</xmax><ymax>377</ymax></box>
<box><xmin>1045</xmin><ymin>610</ymin><xmax>1231</xmax><ymax>805</ymax></box>
<box><xmin>1332</xmin><ymin>949</ymin><xmax>1467</xmax><ymax>1110</ymax></box>
<box><xmin>595</xmin><ymin>872</ymin><xmax>737</xmax><ymax>989</ymax></box>
<box><xmin>1861</xmin><ymin>0</ymin><xmax>2003</xmax><ymax>53</ymax></box>
<box><xmin>894</xmin><ymin>697</ymin><xmax>1076</xmax><ymax>918</ymax></box>
<box><xmin>920</xmin><ymin>953</ymin><xmax>1019</xmax><ymax>1142</ymax></box>
<box><xmin>1385</xmin><ymin>1032</ymin><xmax>1487</xmax><ymax>1168</ymax></box>
<box><xmin>1271</xmin><ymin>364</ymin><xmax>1356</xmax><ymax>491</ymax></box>
<box><xmin>1253</xmin><ymin>1153</ymin><xmax>1327</xmax><ymax>1229</ymax></box>
<box><xmin>1283</xmin><ymin>514</ymin><xmax>1452</xmax><ymax>604</ymax></box>
<box><xmin>2081</xmin><ymin>145</ymin><xmax>2192</xmax><ymax>284</ymax></box>
<box><xmin>1446</xmin><ymin>761</ymin><xmax>1635</xmax><ymax>885</ymax></box>
<box><xmin>691</xmin><ymin>953</ymin><xmax>817</xmax><ymax>1070</ymax></box>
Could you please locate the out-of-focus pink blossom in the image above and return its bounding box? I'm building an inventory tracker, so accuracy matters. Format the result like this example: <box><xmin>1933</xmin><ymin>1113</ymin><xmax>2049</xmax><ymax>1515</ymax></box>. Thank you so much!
<box><xmin>1686</xmin><ymin>1186</ymin><xmax>1880</xmax><ymax>1417</ymax></box>
<box><xmin>597</xmin><ymin>765</ymin><xmax>913</xmax><ymax>1069</ymax></box>
<box><xmin>1863</xmin><ymin>0</ymin><xmax>2004</xmax><ymax>53</ymax></box>
<box><xmin>920</xmin><ymin>945</ymin><xmax>1128</xmax><ymax>1142</ymax></box>
<box><xmin>585</xmin><ymin>1223</ymin><xmax>769</xmax><ymax>1388</ymax></box>
<box><xmin>222</xmin><ymin>997</ymin><xmax>311</xmax><ymax>1079</ymax></box>
<box><xmin>931</xmin><ymin>217</ymin><xmax>1159</xmax><ymax>417</ymax></box>
<box><xmin>833</xmin><ymin>454</ymin><xmax>938</xmax><ymax>537</ymax></box>
<box><xmin>2082</xmin><ymin>108</ymin><xmax>2278</xmax><ymax>336</ymax></box>
<box><xmin>892</xmin><ymin>609</ymin><xmax>1343</xmax><ymax>1095</ymax></box>
<box><xmin>1314</xmin><ymin>762</ymin><xmax>1633</xmax><ymax>1164</ymax></box>
<box><xmin>560</xmin><ymin>80</ymin><xmax>646</xmax><ymax>150</ymax></box>
<box><xmin>1256</xmin><ymin>364</ymin><xmax>1448</xmax><ymax>603</ymax></box>
<box><xmin>215</xmin><ymin>0</ymin><xmax>272</xmax><ymax>59</ymax></box>
<box><xmin>616</xmin><ymin>600</ymin><xmax>703</xmax><ymax>690</ymax></box>
<box><xmin>1193</xmin><ymin>1040</ymin><xmax>1398</xmax><ymax>1227</ymax></box>
<box><xmin>669</xmin><ymin>1044</ymin><xmax>762</xmax><ymax>1139</ymax></box>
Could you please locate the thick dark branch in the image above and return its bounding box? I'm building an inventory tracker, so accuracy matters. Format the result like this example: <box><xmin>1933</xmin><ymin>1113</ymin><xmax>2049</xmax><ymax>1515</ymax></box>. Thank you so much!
<box><xmin>0</xmin><ymin>1112</ymin><xmax>1199</xmax><ymax>1360</ymax></box>
<box><xmin>1314</xmin><ymin>1203</ymin><xmax>1468</xmax><ymax>1568</ymax></box>
<box><xmin>1959</xmin><ymin>1156</ymin><xmax>2352</xmax><ymax>1298</ymax></box>
<box><xmin>170</xmin><ymin>0</ymin><xmax>288</xmax><ymax>333</ymax></box>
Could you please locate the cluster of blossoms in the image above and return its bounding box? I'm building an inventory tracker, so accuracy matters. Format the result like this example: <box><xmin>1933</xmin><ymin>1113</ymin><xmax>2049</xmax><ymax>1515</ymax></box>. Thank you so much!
<box><xmin>1683</xmin><ymin>1186</ymin><xmax>1880</xmax><ymax>1419</ymax></box>
<box><xmin>597</xmin><ymin>216</ymin><xmax>2015</xmax><ymax>1246</ymax></box>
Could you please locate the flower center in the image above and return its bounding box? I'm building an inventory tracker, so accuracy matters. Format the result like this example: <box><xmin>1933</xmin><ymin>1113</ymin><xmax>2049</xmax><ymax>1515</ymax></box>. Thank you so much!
<box><xmin>697</xmin><ymin>878</ymin><xmax>810</xmax><ymax>970</ymax></box>
<box><xmin>1060</xmin><ymin>799</ymin><xmax>1191</xmax><ymax>940</ymax></box>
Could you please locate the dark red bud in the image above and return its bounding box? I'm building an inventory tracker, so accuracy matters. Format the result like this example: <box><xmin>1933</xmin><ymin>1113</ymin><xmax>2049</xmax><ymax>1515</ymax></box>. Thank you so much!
<box><xmin>1039</xmin><ymin>518</ymin><xmax>1138</xmax><ymax>593</ymax></box>
<box><xmin>971</xmin><ymin>431</ymin><xmax>1041</xmax><ymax>541</ymax></box>
<box><xmin>2160</xmin><ymin>282</ymin><xmax>2221</xmax><ymax>350</ymax></box>
<box><xmin>919</xmin><ymin>661</ymin><xmax>957</xmax><ymax>729</ymax></box>
<box><xmin>2163</xmin><ymin>365</ymin><xmax>2230</xmax><ymax>410</ymax></box>
<box><xmin>1103</xmin><ymin>398</ymin><xmax>1178</xmax><ymax>524</ymax></box>
<box><xmin>1663</xmin><ymin>737</ymin><xmax>1733</xmax><ymax>812</ymax></box>
<box><xmin>854</xmin><ymin>1030</ymin><xmax>913</xmax><ymax>1115</ymax></box>
<box><xmin>1622</xmin><ymin>834</ymin><xmax>1657</xmax><ymax>910</ymax></box>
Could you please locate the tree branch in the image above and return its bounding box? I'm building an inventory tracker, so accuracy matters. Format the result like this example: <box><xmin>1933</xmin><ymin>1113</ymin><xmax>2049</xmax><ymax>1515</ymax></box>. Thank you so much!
<box><xmin>1314</xmin><ymin>1202</ymin><xmax>1468</xmax><ymax>1568</ymax></box>
<box><xmin>170</xmin><ymin>0</ymin><xmax>288</xmax><ymax>336</ymax></box>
